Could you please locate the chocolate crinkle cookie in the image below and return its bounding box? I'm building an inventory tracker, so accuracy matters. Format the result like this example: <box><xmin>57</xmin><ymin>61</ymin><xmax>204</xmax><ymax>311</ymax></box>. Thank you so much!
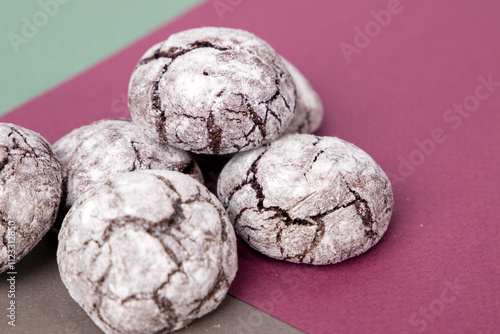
<box><xmin>0</xmin><ymin>123</ymin><xmax>62</xmax><ymax>273</ymax></box>
<box><xmin>128</xmin><ymin>26</ymin><xmax>296</xmax><ymax>155</ymax></box>
<box><xmin>217</xmin><ymin>134</ymin><xmax>394</xmax><ymax>265</ymax></box>
<box><xmin>281</xmin><ymin>57</ymin><xmax>324</xmax><ymax>135</ymax></box>
<box><xmin>57</xmin><ymin>170</ymin><xmax>238</xmax><ymax>334</ymax></box>
<box><xmin>53</xmin><ymin>119</ymin><xmax>203</xmax><ymax>212</ymax></box>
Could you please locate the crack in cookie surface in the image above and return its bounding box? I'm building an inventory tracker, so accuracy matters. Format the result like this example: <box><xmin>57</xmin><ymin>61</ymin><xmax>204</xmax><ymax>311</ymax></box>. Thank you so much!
<box><xmin>129</xmin><ymin>28</ymin><xmax>296</xmax><ymax>154</ymax></box>
<box><xmin>53</xmin><ymin>119</ymin><xmax>204</xmax><ymax>213</ymax></box>
<box><xmin>0</xmin><ymin>124</ymin><xmax>61</xmax><ymax>272</ymax></box>
<box><xmin>58</xmin><ymin>171</ymin><xmax>236</xmax><ymax>333</ymax></box>
<box><xmin>145</xmin><ymin>40</ymin><xmax>232</xmax><ymax>147</ymax></box>
<box><xmin>220</xmin><ymin>135</ymin><xmax>393</xmax><ymax>265</ymax></box>
<box><xmin>138</xmin><ymin>41</ymin><xmax>230</xmax><ymax>67</ymax></box>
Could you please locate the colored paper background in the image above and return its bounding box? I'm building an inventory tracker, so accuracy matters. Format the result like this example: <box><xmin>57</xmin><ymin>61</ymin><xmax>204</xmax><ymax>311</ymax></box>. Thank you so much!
<box><xmin>2</xmin><ymin>1</ymin><xmax>499</xmax><ymax>333</ymax></box>
<box><xmin>0</xmin><ymin>0</ymin><xmax>203</xmax><ymax>115</ymax></box>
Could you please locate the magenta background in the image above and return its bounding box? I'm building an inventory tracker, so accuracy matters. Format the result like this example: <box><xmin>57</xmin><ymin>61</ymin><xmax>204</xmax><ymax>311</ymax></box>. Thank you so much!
<box><xmin>2</xmin><ymin>1</ymin><xmax>499</xmax><ymax>333</ymax></box>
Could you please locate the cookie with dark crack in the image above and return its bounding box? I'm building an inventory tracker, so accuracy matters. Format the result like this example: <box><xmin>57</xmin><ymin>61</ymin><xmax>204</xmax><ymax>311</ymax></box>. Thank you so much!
<box><xmin>281</xmin><ymin>57</ymin><xmax>324</xmax><ymax>134</ymax></box>
<box><xmin>57</xmin><ymin>170</ymin><xmax>238</xmax><ymax>334</ymax></box>
<box><xmin>217</xmin><ymin>134</ymin><xmax>394</xmax><ymax>265</ymax></box>
<box><xmin>0</xmin><ymin>123</ymin><xmax>62</xmax><ymax>273</ymax></box>
<box><xmin>128</xmin><ymin>26</ymin><xmax>296</xmax><ymax>155</ymax></box>
<box><xmin>53</xmin><ymin>119</ymin><xmax>203</xmax><ymax>212</ymax></box>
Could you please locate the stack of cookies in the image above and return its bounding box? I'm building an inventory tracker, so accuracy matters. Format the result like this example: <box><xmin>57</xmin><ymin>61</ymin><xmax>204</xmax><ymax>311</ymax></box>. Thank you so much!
<box><xmin>0</xmin><ymin>27</ymin><xmax>394</xmax><ymax>334</ymax></box>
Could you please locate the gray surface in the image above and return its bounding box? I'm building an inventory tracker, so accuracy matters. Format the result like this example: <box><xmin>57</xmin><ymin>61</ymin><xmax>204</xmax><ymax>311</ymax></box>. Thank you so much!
<box><xmin>0</xmin><ymin>232</ymin><xmax>304</xmax><ymax>334</ymax></box>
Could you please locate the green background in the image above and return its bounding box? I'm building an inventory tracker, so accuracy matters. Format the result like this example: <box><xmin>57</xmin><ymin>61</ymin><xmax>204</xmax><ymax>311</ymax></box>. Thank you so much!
<box><xmin>0</xmin><ymin>0</ymin><xmax>204</xmax><ymax>116</ymax></box>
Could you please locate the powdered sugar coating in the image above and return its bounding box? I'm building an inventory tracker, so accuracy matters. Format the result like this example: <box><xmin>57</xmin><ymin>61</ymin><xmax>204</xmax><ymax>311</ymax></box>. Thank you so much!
<box><xmin>53</xmin><ymin>119</ymin><xmax>203</xmax><ymax>211</ymax></box>
<box><xmin>57</xmin><ymin>170</ymin><xmax>237</xmax><ymax>333</ymax></box>
<box><xmin>217</xmin><ymin>134</ymin><xmax>393</xmax><ymax>265</ymax></box>
<box><xmin>0</xmin><ymin>123</ymin><xmax>62</xmax><ymax>272</ymax></box>
<box><xmin>281</xmin><ymin>57</ymin><xmax>324</xmax><ymax>134</ymax></box>
<box><xmin>128</xmin><ymin>27</ymin><xmax>296</xmax><ymax>155</ymax></box>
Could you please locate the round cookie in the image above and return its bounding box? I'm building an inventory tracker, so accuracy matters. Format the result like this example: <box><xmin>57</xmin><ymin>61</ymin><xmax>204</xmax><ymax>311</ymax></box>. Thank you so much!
<box><xmin>53</xmin><ymin>119</ymin><xmax>203</xmax><ymax>211</ymax></box>
<box><xmin>57</xmin><ymin>170</ymin><xmax>238</xmax><ymax>334</ymax></box>
<box><xmin>128</xmin><ymin>27</ymin><xmax>296</xmax><ymax>155</ymax></box>
<box><xmin>217</xmin><ymin>134</ymin><xmax>393</xmax><ymax>265</ymax></box>
<box><xmin>281</xmin><ymin>57</ymin><xmax>324</xmax><ymax>134</ymax></box>
<box><xmin>0</xmin><ymin>123</ymin><xmax>62</xmax><ymax>273</ymax></box>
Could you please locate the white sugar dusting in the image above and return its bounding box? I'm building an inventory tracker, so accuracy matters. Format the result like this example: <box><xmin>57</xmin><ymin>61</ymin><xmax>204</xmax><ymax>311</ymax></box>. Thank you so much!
<box><xmin>218</xmin><ymin>134</ymin><xmax>394</xmax><ymax>265</ymax></box>
<box><xmin>128</xmin><ymin>27</ymin><xmax>296</xmax><ymax>154</ymax></box>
